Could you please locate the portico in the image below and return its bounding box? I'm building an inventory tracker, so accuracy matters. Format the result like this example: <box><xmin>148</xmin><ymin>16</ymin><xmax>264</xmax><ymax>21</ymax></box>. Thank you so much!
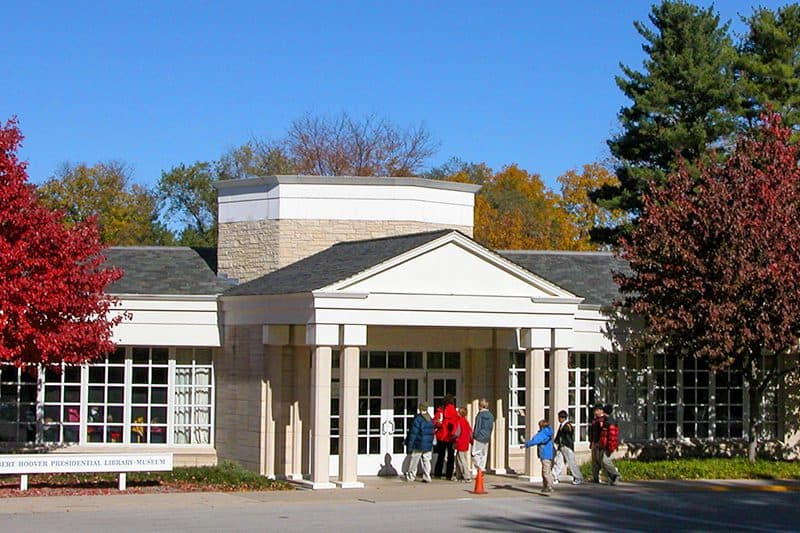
<box><xmin>219</xmin><ymin>230</ymin><xmax>584</xmax><ymax>488</ymax></box>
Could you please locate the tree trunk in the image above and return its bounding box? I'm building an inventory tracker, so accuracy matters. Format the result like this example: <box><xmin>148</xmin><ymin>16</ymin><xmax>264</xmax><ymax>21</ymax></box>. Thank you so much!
<box><xmin>746</xmin><ymin>360</ymin><xmax>762</xmax><ymax>463</ymax></box>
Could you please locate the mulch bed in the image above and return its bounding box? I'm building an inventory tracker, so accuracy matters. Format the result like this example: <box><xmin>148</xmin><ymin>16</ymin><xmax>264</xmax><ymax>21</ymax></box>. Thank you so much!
<box><xmin>0</xmin><ymin>474</ymin><xmax>270</xmax><ymax>498</ymax></box>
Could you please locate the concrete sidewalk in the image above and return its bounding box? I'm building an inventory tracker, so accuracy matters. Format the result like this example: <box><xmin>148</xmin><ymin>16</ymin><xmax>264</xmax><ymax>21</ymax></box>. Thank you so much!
<box><xmin>1</xmin><ymin>474</ymin><xmax>798</xmax><ymax>516</ymax></box>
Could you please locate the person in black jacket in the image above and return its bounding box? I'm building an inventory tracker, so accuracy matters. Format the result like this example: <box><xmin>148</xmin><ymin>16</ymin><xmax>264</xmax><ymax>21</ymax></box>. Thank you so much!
<box><xmin>552</xmin><ymin>410</ymin><xmax>584</xmax><ymax>485</ymax></box>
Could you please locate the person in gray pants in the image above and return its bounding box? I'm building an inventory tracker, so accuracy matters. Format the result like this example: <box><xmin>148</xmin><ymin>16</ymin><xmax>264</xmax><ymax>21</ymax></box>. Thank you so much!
<box><xmin>552</xmin><ymin>410</ymin><xmax>584</xmax><ymax>485</ymax></box>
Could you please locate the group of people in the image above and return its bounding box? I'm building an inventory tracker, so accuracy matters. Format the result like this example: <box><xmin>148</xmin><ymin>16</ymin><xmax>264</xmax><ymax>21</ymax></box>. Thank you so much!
<box><xmin>404</xmin><ymin>396</ymin><xmax>621</xmax><ymax>494</ymax></box>
<box><xmin>521</xmin><ymin>403</ymin><xmax>621</xmax><ymax>495</ymax></box>
<box><xmin>403</xmin><ymin>395</ymin><xmax>494</xmax><ymax>483</ymax></box>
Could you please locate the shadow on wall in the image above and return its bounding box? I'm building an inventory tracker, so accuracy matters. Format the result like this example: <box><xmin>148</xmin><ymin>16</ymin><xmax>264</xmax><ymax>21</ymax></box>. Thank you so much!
<box><xmin>622</xmin><ymin>438</ymin><xmax>800</xmax><ymax>461</ymax></box>
<box><xmin>377</xmin><ymin>453</ymin><xmax>399</xmax><ymax>477</ymax></box>
<box><xmin>784</xmin><ymin>369</ymin><xmax>800</xmax><ymax>459</ymax></box>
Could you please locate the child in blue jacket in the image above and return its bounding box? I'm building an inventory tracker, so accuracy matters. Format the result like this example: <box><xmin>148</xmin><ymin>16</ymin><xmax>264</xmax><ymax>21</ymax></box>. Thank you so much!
<box><xmin>520</xmin><ymin>419</ymin><xmax>555</xmax><ymax>494</ymax></box>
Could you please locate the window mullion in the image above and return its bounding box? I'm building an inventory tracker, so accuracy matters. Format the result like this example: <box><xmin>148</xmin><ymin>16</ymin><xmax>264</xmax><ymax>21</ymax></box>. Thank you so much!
<box><xmin>123</xmin><ymin>347</ymin><xmax>132</xmax><ymax>444</ymax></box>
<box><xmin>167</xmin><ymin>347</ymin><xmax>176</xmax><ymax>446</ymax></box>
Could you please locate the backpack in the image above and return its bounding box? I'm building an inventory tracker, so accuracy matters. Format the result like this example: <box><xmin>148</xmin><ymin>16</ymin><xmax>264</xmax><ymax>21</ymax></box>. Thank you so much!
<box><xmin>606</xmin><ymin>420</ymin><xmax>619</xmax><ymax>453</ymax></box>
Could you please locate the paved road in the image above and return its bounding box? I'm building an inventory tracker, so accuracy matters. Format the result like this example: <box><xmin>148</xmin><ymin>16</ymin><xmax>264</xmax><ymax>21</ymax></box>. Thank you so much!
<box><xmin>2</xmin><ymin>479</ymin><xmax>799</xmax><ymax>532</ymax></box>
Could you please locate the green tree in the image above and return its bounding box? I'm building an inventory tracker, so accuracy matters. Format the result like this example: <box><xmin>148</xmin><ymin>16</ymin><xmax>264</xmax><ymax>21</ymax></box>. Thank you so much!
<box><xmin>737</xmin><ymin>4</ymin><xmax>800</xmax><ymax>132</ymax></box>
<box><xmin>157</xmin><ymin>162</ymin><xmax>218</xmax><ymax>246</ymax></box>
<box><xmin>592</xmin><ymin>0</ymin><xmax>740</xmax><ymax>244</ymax></box>
<box><xmin>215</xmin><ymin>139</ymin><xmax>295</xmax><ymax>181</ymax></box>
<box><xmin>37</xmin><ymin>161</ymin><xmax>173</xmax><ymax>246</ymax></box>
<box><xmin>423</xmin><ymin>157</ymin><xmax>493</xmax><ymax>185</ymax></box>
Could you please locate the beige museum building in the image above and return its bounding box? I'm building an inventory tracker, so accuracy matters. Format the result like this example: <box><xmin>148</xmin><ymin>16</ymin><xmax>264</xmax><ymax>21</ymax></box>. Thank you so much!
<box><xmin>1</xmin><ymin>176</ymin><xmax>795</xmax><ymax>488</ymax></box>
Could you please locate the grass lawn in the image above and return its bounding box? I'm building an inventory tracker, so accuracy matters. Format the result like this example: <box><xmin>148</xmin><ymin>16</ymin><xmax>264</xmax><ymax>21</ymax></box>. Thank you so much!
<box><xmin>582</xmin><ymin>458</ymin><xmax>800</xmax><ymax>481</ymax></box>
<box><xmin>0</xmin><ymin>461</ymin><xmax>292</xmax><ymax>497</ymax></box>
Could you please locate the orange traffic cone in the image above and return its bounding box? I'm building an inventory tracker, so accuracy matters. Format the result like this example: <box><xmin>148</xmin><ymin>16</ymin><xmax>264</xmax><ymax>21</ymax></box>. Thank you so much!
<box><xmin>471</xmin><ymin>468</ymin><xmax>488</xmax><ymax>495</ymax></box>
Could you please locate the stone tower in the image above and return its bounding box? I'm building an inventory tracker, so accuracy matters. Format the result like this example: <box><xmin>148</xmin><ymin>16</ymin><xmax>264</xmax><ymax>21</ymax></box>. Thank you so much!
<box><xmin>216</xmin><ymin>175</ymin><xmax>480</xmax><ymax>283</ymax></box>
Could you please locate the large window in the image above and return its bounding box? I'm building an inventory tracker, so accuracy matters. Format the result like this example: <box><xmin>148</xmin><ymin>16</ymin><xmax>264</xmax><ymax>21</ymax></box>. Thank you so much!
<box><xmin>358</xmin><ymin>350</ymin><xmax>458</xmax><ymax>370</ymax></box>
<box><xmin>714</xmin><ymin>368</ymin><xmax>744</xmax><ymax>438</ymax></box>
<box><xmin>508</xmin><ymin>351</ymin><xmax>526</xmax><ymax>446</ymax></box>
<box><xmin>0</xmin><ymin>366</ymin><xmax>36</xmax><ymax>443</ymax></box>
<box><xmin>504</xmin><ymin>350</ymin><xmax>785</xmax><ymax>446</ymax></box>
<box><xmin>568</xmin><ymin>352</ymin><xmax>598</xmax><ymax>442</ymax></box>
<box><xmin>173</xmin><ymin>348</ymin><xmax>213</xmax><ymax>445</ymax></box>
<box><xmin>0</xmin><ymin>346</ymin><xmax>214</xmax><ymax>446</ymax></box>
<box><xmin>87</xmin><ymin>350</ymin><xmax>126</xmax><ymax>443</ymax></box>
<box><xmin>43</xmin><ymin>365</ymin><xmax>82</xmax><ymax>443</ymax></box>
<box><xmin>507</xmin><ymin>351</ymin><xmax>551</xmax><ymax>446</ymax></box>
<box><xmin>681</xmin><ymin>358</ymin><xmax>710</xmax><ymax>438</ymax></box>
<box><xmin>653</xmin><ymin>354</ymin><xmax>679</xmax><ymax>438</ymax></box>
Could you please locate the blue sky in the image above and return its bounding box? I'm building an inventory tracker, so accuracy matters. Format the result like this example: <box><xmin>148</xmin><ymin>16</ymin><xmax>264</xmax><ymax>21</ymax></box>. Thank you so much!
<box><xmin>3</xmin><ymin>1</ymin><xmax>788</xmax><ymax>190</ymax></box>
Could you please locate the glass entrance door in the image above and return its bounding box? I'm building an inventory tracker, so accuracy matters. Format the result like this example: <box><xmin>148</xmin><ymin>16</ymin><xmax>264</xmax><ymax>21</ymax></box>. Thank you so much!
<box><xmin>330</xmin><ymin>350</ymin><xmax>463</xmax><ymax>477</ymax></box>
<box><xmin>351</xmin><ymin>373</ymin><xmax>423</xmax><ymax>476</ymax></box>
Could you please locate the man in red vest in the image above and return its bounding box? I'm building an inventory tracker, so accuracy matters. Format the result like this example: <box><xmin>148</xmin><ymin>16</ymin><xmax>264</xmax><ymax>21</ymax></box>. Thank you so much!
<box><xmin>589</xmin><ymin>404</ymin><xmax>621</xmax><ymax>485</ymax></box>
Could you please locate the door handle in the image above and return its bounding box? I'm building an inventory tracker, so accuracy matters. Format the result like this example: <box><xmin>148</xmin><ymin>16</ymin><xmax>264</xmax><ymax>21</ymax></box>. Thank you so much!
<box><xmin>381</xmin><ymin>419</ymin><xmax>395</xmax><ymax>435</ymax></box>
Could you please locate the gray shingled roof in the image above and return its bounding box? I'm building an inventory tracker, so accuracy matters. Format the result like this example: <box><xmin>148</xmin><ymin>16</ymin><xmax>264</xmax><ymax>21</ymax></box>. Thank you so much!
<box><xmin>499</xmin><ymin>251</ymin><xmax>630</xmax><ymax>307</ymax></box>
<box><xmin>104</xmin><ymin>247</ymin><xmax>234</xmax><ymax>295</ymax></box>
<box><xmin>224</xmin><ymin>230</ymin><xmax>452</xmax><ymax>296</ymax></box>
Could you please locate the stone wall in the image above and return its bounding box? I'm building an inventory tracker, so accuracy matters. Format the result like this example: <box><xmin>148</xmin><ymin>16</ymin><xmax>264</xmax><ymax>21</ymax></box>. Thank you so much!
<box><xmin>218</xmin><ymin>219</ymin><xmax>279</xmax><ymax>284</ymax></box>
<box><xmin>214</xmin><ymin>325</ymin><xmax>266</xmax><ymax>473</ymax></box>
<box><xmin>219</xmin><ymin>218</ymin><xmax>474</xmax><ymax>283</ymax></box>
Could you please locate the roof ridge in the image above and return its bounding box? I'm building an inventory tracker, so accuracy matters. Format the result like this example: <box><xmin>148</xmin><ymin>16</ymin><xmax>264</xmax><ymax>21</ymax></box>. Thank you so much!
<box><xmin>499</xmin><ymin>249</ymin><xmax>616</xmax><ymax>257</ymax></box>
<box><xmin>331</xmin><ymin>228</ymin><xmax>455</xmax><ymax>247</ymax></box>
<box><xmin>108</xmin><ymin>246</ymin><xmax>197</xmax><ymax>251</ymax></box>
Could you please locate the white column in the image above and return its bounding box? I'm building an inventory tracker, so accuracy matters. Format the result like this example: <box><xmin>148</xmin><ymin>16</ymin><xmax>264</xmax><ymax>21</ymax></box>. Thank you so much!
<box><xmin>338</xmin><ymin>346</ymin><xmax>364</xmax><ymax>488</ymax></box>
<box><xmin>491</xmin><ymin>346</ymin><xmax>507</xmax><ymax>474</ymax></box>
<box><xmin>263</xmin><ymin>344</ymin><xmax>283</xmax><ymax>479</ymax></box>
<box><xmin>550</xmin><ymin>349</ymin><xmax>569</xmax><ymax>429</ymax></box>
<box><xmin>262</xmin><ymin>326</ymin><xmax>289</xmax><ymax>480</ymax></box>
<box><xmin>524</xmin><ymin>347</ymin><xmax>546</xmax><ymax>482</ymax></box>
<box><xmin>310</xmin><ymin>346</ymin><xmax>335</xmax><ymax>489</ymax></box>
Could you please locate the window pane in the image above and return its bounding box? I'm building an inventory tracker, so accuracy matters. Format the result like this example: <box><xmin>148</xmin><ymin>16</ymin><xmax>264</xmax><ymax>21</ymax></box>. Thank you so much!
<box><xmin>133</xmin><ymin>347</ymin><xmax>149</xmax><ymax>364</ymax></box>
<box><xmin>407</xmin><ymin>352</ymin><xmax>423</xmax><ymax>369</ymax></box>
<box><xmin>369</xmin><ymin>352</ymin><xmax>387</xmax><ymax>369</ymax></box>
<box><xmin>444</xmin><ymin>352</ymin><xmax>461</xmax><ymax>369</ymax></box>
<box><xmin>107</xmin><ymin>387</ymin><xmax>124</xmax><ymax>404</ymax></box>
<box><xmin>152</xmin><ymin>348</ymin><xmax>168</xmax><ymax>364</ymax></box>
<box><xmin>151</xmin><ymin>387</ymin><xmax>168</xmax><ymax>404</ymax></box>
<box><xmin>388</xmin><ymin>352</ymin><xmax>404</xmax><ymax>369</ymax></box>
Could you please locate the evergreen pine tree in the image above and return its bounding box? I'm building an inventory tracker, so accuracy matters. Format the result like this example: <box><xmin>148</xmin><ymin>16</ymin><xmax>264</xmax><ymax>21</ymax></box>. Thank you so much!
<box><xmin>737</xmin><ymin>4</ymin><xmax>800</xmax><ymax>133</ymax></box>
<box><xmin>591</xmin><ymin>1</ymin><xmax>740</xmax><ymax>244</ymax></box>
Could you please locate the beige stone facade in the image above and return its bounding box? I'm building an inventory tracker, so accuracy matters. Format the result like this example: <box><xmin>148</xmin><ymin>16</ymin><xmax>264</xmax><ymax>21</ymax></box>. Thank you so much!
<box><xmin>214</xmin><ymin>324</ymin><xmax>269</xmax><ymax>474</ymax></box>
<box><xmin>218</xmin><ymin>219</ymin><xmax>474</xmax><ymax>283</ymax></box>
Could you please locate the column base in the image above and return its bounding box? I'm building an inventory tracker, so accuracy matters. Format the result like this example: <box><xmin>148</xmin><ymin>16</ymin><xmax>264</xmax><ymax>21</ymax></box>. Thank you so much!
<box><xmin>289</xmin><ymin>478</ymin><xmax>337</xmax><ymax>490</ymax></box>
<box><xmin>490</xmin><ymin>468</ymin><xmax>507</xmax><ymax>475</ymax></box>
<box><xmin>335</xmin><ymin>480</ymin><xmax>365</xmax><ymax>489</ymax></box>
<box><xmin>519</xmin><ymin>475</ymin><xmax>542</xmax><ymax>482</ymax></box>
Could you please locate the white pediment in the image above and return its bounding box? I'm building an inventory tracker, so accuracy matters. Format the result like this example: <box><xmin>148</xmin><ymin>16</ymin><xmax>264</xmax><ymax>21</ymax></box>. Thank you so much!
<box><xmin>321</xmin><ymin>233</ymin><xmax>577</xmax><ymax>299</ymax></box>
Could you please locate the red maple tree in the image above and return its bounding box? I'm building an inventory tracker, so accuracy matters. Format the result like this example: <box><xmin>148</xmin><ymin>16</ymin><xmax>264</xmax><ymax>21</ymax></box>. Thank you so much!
<box><xmin>616</xmin><ymin>114</ymin><xmax>800</xmax><ymax>461</ymax></box>
<box><xmin>0</xmin><ymin>118</ymin><xmax>125</xmax><ymax>367</ymax></box>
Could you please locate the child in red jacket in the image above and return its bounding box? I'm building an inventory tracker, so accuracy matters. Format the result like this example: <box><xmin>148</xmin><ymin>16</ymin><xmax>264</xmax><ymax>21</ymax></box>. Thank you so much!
<box><xmin>454</xmin><ymin>407</ymin><xmax>473</xmax><ymax>482</ymax></box>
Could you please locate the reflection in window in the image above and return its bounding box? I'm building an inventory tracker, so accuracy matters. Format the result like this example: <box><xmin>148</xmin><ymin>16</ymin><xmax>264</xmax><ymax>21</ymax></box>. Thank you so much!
<box><xmin>0</xmin><ymin>346</ymin><xmax>214</xmax><ymax>447</ymax></box>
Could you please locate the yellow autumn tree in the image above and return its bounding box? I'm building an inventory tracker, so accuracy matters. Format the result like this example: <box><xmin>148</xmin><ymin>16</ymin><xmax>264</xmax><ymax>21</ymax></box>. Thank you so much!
<box><xmin>37</xmin><ymin>161</ymin><xmax>172</xmax><ymax>245</ymax></box>
<box><xmin>557</xmin><ymin>163</ymin><xmax>628</xmax><ymax>250</ymax></box>
<box><xmin>468</xmin><ymin>164</ymin><xmax>582</xmax><ymax>250</ymax></box>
